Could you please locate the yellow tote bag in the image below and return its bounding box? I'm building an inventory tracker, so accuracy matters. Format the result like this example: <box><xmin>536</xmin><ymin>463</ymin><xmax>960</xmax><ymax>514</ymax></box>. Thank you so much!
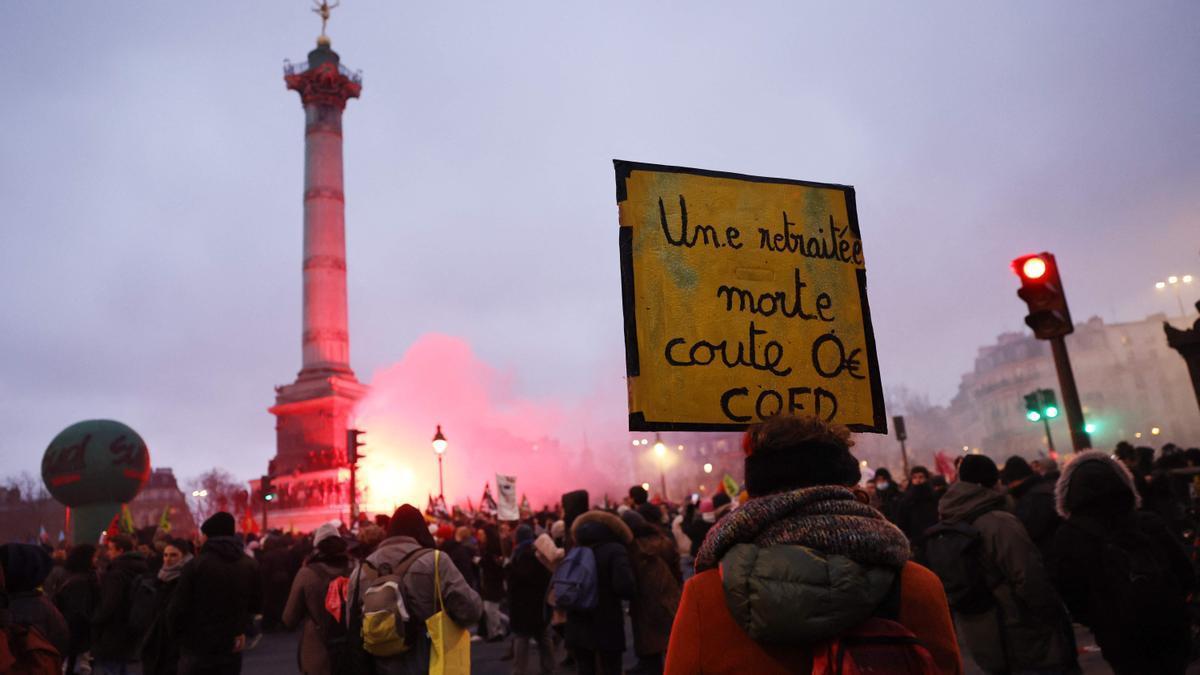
<box><xmin>427</xmin><ymin>550</ymin><xmax>471</xmax><ymax>675</ymax></box>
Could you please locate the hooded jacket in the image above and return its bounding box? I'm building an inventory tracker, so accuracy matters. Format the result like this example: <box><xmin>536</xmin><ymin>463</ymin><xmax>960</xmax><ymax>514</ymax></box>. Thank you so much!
<box><xmin>167</xmin><ymin>536</ymin><xmax>261</xmax><ymax>665</ymax></box>
<box><xmin>564</xmin><ymin>510</ymin><xmax>636</xmax><ymax>654</ymax></box>
<box><xmin>1051</xmin><ymin>450</ymin><xmax>1195</xmax><ymax>672</ymax></box>
<box><xmin>937</xmin><ymin>480</ymin><xmax>1075</xmax><ymax>673</ymax></box>
<box><xmin>665</xmin><ymin>487</ymin><xmax>961</xmax><ymax>675</ymax></box>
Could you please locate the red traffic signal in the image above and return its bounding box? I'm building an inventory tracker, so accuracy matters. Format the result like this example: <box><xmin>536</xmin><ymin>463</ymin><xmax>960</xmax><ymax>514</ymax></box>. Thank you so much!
<box><xmin>1011</xmin><ymin>252</ymin><xmax>1073</xmax><ymax>339</ymax></box>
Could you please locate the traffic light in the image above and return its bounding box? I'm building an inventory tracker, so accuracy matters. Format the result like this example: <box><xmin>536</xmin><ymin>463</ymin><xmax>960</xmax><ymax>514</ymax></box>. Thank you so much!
<box><xmin>1023</xmin><ymin>389</ymin><xmax>1058</xmax><ymax>423</ymax></box>
<box><xmin>1040</xmin><ymin>389</ymin><xmax>1059</xmax><ymax>419</ymax></box>
<box><xmin>1012</xmin><ymin>252</ymin><xmax>1073</xmax><ymax>339</ymax></box>
<box><xmin>261</xmin><ymin>474</ymin><xmax>276</xmax><ymax>502</ymax></box>
<box><xmin>1024</xmin><ymin>392</ymin><xmax>1043</xmax><ymax>422</ymax></box>
<box><xmin>347</xmin><ymin>428</ymin><xmax>366</xmax><ymax>465</ymax></box>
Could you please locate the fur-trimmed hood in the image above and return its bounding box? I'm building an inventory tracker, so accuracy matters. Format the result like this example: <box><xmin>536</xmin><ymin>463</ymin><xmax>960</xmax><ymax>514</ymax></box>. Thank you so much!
<box><xmin>1054</xmin><ymin>450</ymin><xmax>1141</xmax><ymax>519</ymax></box>
<box><xmin>571</xmin><ymin>509</ymin><xmax>633</xmax><ymax>546</ymax></box>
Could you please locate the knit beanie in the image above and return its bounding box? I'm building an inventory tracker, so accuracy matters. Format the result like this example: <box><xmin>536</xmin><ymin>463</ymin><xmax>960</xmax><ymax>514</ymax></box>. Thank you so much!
<box><xmin>1000</xmin><ymin>456</ymin><xmax>1035</xmax><ymax>484</ymax></box>
<box><xmin>744</xmin><ymin>415</ymin><xmax>860</xmax><ymax>497</ymax></box>
<box><xmin>201</xmin><ymin>511</ymin><xmax>236</xmax><ymax>538</ymax></box>
<box><xmin>958</xmin><ymin>455</ymin><xmax>999</xmax><ymax>488</ymax></box>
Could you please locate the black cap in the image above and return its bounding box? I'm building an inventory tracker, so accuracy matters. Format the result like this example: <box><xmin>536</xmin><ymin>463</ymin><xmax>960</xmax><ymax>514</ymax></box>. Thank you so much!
<box><xmin>201</xmin><ymin>511</ymin><xmax>236</xmax><ymax>538</ymax></box>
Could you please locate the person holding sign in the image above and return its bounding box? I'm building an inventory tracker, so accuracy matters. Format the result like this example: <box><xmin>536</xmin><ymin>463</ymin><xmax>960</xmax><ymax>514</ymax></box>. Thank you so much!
<box><xmin>663</xmin><ymin>414</ymin><xmax>961</xmax><ymax>674</ymax></box>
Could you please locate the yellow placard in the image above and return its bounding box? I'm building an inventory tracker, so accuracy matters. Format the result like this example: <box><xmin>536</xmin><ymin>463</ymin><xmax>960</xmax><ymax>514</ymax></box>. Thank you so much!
<box><xmin>616</xmin><ymin>160</ymin><xmax>885</xmax><ymax>432</ymax></box>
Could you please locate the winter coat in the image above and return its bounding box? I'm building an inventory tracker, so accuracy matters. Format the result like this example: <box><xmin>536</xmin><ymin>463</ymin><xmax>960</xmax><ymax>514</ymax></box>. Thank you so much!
<box><xmin>91</xmin><ymin>552</ymin><xmax>149</xmax><ymax>661</ymax></box>
<box><xmin>51</xmin><ymin>571</ymin><xmax>97</xmax><ymax>657</ymax></box>
<box><xmin>441</xmin><ymin>539</ymin><xmax>479</xmax><ymax>591</ymax></box>
<box><xmin>1051</xmin><ymin>450</ymin><xmax>1195</xmax><ymax>674</ymax></box>
<box><xmin>937</xmin><ymin>480</ymin><xmax>1075</xmax><ymax>674</ymax></box>
<box><xmin>506</xmin><ymin>544</ymin><xmax>550</xmax><ymax>637</ymax></box>
<box><xmin>665</xmin><ymin>559</ymin><xmax>961</xmax><ymax>675</ymax></box>
<box><xmin>564</xmin><ymin>511</ymin><xmax>636</xmax><ymax>654</ymax></box>
<box><xmin>167</xmin><ymin>536</ymin><xmax>262</xmax><ymax>668</ymax></box>
<box><xmin>6</xmin><ymin>591</ymin><xmax>70</xmax><ymax>657</ymax></box>
<box><xmin>479</xmin><ymin>550</ymin><xmax>506</xmax><ymax>602</ymax></box>
<box><xmin>283</xmin><ymin>556</ymin><xmax>354</xmax><ymax>675</ymax></box>
<box><xmin>873</xmin><ymin>484</ymin><xmax>903</xmax><ymax>522</ymax></box>
<box><xmin>140</xmin><ymin>575</ymin><xmax>182</xmax><ymax>675</ymax></box>
<box><xmin>1007</xmin><ymin>475</ymin><xmax>1060</xmax><ymax>561</ymax></box>
<box><xmin>628</xmin><ymin>526</ymin><xmax>682</xmax><ymax>657</ymax></box>
<box><xmin>895</xmin><ymin>483</ymin><xmax>940</xmax><ymax>546</ymax></box>
<box><xmin>348</xmin><ymin>535</ymin><xmax>482</xmax><ymax>675</ymax></box>
<box><xmin>257</xmin><ymin>542</ymin><xmax>295</xmax><ymax>631</ymax></box>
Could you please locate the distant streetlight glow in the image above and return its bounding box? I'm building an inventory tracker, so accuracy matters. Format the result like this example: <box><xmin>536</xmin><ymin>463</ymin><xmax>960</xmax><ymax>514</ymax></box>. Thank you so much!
<box><xmin>1168</xmin><ymin>276</ymin><xmax>1179</xmax><ymax>284</ymax></box>
<box><xmin>1184</xmin><ymin>275</ymin><xmax>1194</xmax><ymax>284</ymax></box>
<box><xmin>1156</xmin><ymin>281</ymin><xmax>1167</xmax><ymax>289</ymax></box>
<box><xmin>1151</xmin><ymin>427</ymin><xmax>1161</xmax><ymax>436</ymax></box>
<box><xmin>641</xmin><ymin>482</ymin><xmax>650</xmax><ymax>491</ymax></box>
<box><xmin>703</xmin><ymin>462</ymin><xmax>713</xmax><ymax>474</ymax></box>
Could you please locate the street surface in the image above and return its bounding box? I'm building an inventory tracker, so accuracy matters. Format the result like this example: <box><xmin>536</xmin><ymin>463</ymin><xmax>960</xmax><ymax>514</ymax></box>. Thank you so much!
<box><xmin>235</xmin><ymin>621</ymin><xmax>1121</xmax><ymax>674</ymax></box>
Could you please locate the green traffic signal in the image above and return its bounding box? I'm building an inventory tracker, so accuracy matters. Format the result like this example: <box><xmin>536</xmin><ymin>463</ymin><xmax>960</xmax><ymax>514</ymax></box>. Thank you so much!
<box><xmin>1027</xmin><ymin>410</ymin><xmax>1041</xmax><ymax>422</ymax></box>
<box><xmin>1044</xmin><ymin>406</ymin><xmax>1059</xmax><ymax>419</ymax></box>
<box><xmin>1084</xmin><ymin>422</ymin><xmax>1097</xmax><ymax>434</ymax></box>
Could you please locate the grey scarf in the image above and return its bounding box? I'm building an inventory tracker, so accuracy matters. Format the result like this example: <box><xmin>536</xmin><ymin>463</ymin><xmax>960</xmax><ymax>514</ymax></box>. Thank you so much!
<box><xmin>158</xmin><ymin>553</ymin><xmax>192</xmax><ymax>583</ymax></box>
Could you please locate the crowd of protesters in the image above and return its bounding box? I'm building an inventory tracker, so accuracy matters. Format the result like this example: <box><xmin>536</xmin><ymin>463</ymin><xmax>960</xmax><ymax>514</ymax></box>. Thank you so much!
<box><xmin>2</xmin><ymin>418</ymin><xmax>1200</xmax><ymax>674</ymax></box>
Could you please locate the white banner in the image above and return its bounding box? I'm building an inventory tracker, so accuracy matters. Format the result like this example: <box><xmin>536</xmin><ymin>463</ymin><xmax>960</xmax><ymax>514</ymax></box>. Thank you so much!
<box><xmin>495</xmin><ymin>473</ymin><xmax>518</xmax><ymax>521</ymax></box>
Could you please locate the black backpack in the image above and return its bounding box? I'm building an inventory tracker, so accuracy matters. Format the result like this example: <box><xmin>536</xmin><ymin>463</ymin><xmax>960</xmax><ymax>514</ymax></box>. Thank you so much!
<box><xmin>921</xmin><ymin>513</ymin><xmax>994</xmax><ymax>614</ymax></box>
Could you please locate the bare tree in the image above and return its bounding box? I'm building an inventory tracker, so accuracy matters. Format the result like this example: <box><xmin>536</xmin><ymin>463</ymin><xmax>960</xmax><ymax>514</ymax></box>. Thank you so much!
<box><xmin>184</xmin><ymin>469</ymin><xmax>247</xmax><ymax>525</ymax></box>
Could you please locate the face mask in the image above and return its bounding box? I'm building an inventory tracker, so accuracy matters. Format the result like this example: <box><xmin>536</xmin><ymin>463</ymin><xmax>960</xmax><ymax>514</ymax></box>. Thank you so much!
<box><xmin>876</xmin><ymin>481</ymin><xmax>890</xmax><ymax>491</ymax></box>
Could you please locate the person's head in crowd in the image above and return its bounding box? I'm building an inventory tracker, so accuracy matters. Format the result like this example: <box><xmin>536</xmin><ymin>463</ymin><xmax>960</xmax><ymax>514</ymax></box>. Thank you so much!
<box><xmin>162</xmin><ymin>538</ymin><xmax>192</xmax><ymax>569</ymax></box>
<box><xmin>105</xmin><ymin>534</ymin><xmax>135</xmax><ymax>560</ymax></box>
<box><xmin>387</xmin><ymin>504</ymin><xmax>436</xmax><ymax>548</ymax></box>
<box><xmin>1114</xmin><ymin>441</ymin><xmax>1136</xmax><ymax>470</ymax></box>
<box><xmin>909</xmin><ymin>466</ymin><xmax>930</xmax><ymax>486</ymax></box>
<box><xmin>929</xmin><ymin>474</ymin><xmax>949</xmax><ymax>496</ymax></box>
<box><xmin>999</xmin><ymin>456</ymin><xmax>1035</xmax><ymax>487</ymax></box>
<box><xmin>957</xmin><ymin>455</ymin><xmax>1000</xmax><ymax>489</ymax></box>
<box><xmin>0</xmin><ymin>543</ymin><xmax>53</xmax><ymax>593</ymax></box>
<box><xmin>454</xmin><ymin>526</ymin><xmax>473</xmax><ymax>544</ymax></box>
<box><xmin>629</xmin><ymin>484</ymin><xmax>649</xmax><ymax>506</ymax></box>
<box><xmin>637</xmin><ymin>502</ymin><xmax>663</xmax><ymax>526</ymax></box>
<box><xmin>873</xmin><ymin>468</ymin><xmax>894</xmax><ymax>492</ymax></box>
<box><xmin>200</xmin><ymin>511</ymin><xmax>236</xmax><ymax>543</ymax></box>
<box><xmin>64</xmin><ymin>544</ymin><xmax>97</xmax><ymax>575</ymax></box>
<box><xmin>742</xmin><ymin>414</ymin><xmax>859</xmax><ymax>498</ymax></box>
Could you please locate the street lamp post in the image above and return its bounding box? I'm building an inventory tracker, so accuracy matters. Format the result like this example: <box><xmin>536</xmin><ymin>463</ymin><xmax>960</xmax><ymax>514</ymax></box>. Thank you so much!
<box><xmin>1157</xmin><ymin>275</ymin><xmax>1194</xmax><ymax>318</ymax></box>
<box><xmin>432</xmin><ymin>425</ymin><xmax>448</xmax><ymax>500</ymax></box>
<box><xmin>653</xmin><ymin>433</ymin><xmax>668</xmax><ymax>501</ymax></box>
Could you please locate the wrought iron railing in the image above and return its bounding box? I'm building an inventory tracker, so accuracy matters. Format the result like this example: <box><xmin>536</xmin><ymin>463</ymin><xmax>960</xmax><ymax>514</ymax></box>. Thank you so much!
<box><xmin>283</xmin><ymin>58</ymin><xmax>363</xmax><ymax>84</ymax></box>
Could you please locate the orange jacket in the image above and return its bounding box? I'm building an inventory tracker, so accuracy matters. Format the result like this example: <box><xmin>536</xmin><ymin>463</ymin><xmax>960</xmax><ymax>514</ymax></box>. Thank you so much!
<box><xmin>665</xmin><ymin>561</ymin><xmax>962</xmax><ymax>675</ymax></box>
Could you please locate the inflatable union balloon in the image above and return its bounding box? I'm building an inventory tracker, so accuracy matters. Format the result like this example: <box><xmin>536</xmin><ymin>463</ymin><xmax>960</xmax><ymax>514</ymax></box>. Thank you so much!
<box><xmin>41</xmin><ymin>419</ymin><xmax>151</xmax><ymax>507</ymax></box>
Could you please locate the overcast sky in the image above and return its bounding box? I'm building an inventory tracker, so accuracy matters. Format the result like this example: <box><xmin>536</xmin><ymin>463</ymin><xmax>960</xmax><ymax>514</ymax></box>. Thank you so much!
<box><xmin>2</xmin><ymin>2</ymin><xmax>1197</xmax><ymax>484</ymax></box>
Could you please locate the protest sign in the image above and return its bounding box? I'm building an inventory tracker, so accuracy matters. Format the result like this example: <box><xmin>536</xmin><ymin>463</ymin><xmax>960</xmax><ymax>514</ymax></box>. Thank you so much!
<box><xmin>615</xmin><ymin>160</ymin><xmax>885</xmax><ymax>432</ymax></box>
<box><xmin>495</xmin><ymin>473</ymin><xmax>518</xmax><ymax>521</ymax></box>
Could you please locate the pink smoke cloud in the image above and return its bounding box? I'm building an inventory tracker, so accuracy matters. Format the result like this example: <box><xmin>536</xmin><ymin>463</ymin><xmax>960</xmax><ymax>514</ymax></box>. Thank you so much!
<box><xmin>352</xmin><ymin>333</ymin><xmax>630</xmax><ymax>514</ymax></box>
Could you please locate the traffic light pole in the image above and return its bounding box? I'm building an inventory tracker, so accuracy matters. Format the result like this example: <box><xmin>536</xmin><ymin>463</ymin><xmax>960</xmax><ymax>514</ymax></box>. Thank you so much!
<box><xmin>1050</xmin><ymin>335</ymin><xmax>1091</xmax><ymax>452</ymax></box>
<box><xmin>1040</xmin><ymin>416</ymin><xmax>1057</xmax><ymax>460</ymax></box>
<box><xmin>349</xmin><ymin>459</ymin><xmax>359</xmax><ymax>524</ymax></box>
